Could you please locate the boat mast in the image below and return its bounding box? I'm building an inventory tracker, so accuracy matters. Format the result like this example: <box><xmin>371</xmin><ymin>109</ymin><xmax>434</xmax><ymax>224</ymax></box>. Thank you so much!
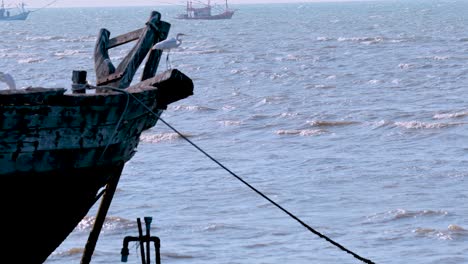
<box><xmin>0</xmin><ymin>0</ymin><xmax>4</xmax><ymax>17</ymax></box>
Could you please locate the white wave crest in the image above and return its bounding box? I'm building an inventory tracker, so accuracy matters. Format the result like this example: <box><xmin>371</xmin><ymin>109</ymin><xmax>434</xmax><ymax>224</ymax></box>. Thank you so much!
<box><xmin>307</xmin><ymin>120</ymin><xmax>359</xmax><ymax>127</ymax></box>
<box><xmin>219</xmin><ymin>120</ymin><xmax>242</xmax><ymax>126</ymax></box>
<box><xmin>433</xmin><ymin>111</ymin><xmax>468</xmax><ymax>119</ymax></box>
<box><xmin>171</xmin><ymin>105</ymin><xmax>215</xmax><ymax>111</ymax></box>
<box><xmin>317</xmin><ymin>36</ymin><xmax>333</xmax><ymax>41</ymax></box>
<box><xmin>25</xmin><ymin>35</ymin><xmax>65</xmax><ymax>41</ymax></box>
<box><xmin>433</xmin><ymin>56</ymin><xmax>449</xmax><ymax>60</ymax></box>
<box><xmin>76</xmin><ymin>215</ymin><xmax>131</xmax><ymax>231</ymax></box>
<box><xmin>140</xmin><ymin>133</ymin><xmax>182</xmax><ymax>143</ymax></box>
<box><xmin>413</xmin><ymin>224</ymin><xmax>467</xmax><ymax>241</ymax></box>
<box><xmin>337</xmin><ymin>36</ymin><xmax>383</xmax><ymax>44</ymax></box>
<box><xmin>18</xmin><ymin>57</ymin><xmax>45</xmax><ymax>64</ymax></box>
<box><xmin>394</xmin><ymin>121</ymin><xmax>461</xmax><ymax>129</ymax></box>
<box><xmin>448</xmin><ymin>224</ymin><xmax>466</xmax><ymax>231</ymax></box>
<box><xmin>54</xmin><ymin>49</ymin><xmax>83</xmax><ymax>57</ymax></box>
<box><xmin>275</xmin><ymin>129</ymin><xmax>326</xmax><ymax>136</ymax></box>
<box><xmin>398</xmin><ymin>63</ymin><xmax>412</xmax><ymax>69</ymax></box>
<box><xmin>367</xmin><ymin>209</ymin><xmax>448</xmax><ymax>223</ymax></box>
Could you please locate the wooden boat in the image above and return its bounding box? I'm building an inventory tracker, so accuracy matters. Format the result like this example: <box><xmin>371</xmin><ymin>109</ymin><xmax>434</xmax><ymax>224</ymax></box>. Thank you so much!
<box><xmin>176</xmin><ymin>0</ymin><xmax>235</xmax><ymax>20</ymax></box>
<box><xmin>0</xmin><ymin>1</ymin><xmax>30</xmax><ymax>21</ymax></box>
<box><xmin>0</xmin><ymin>11</ymin><xmax>193</xmax><ymax>263</ymax></box>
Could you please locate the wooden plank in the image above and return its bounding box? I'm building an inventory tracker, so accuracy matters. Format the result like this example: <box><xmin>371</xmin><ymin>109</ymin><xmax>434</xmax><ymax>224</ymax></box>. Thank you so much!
<box><xmin>0</xmin><ymin>88</ymin><xmax>66</xmax><ymax>105</ymax></box>
<box><xmin>0</xmin><ymin>96</ymin><xmax>158</xmax><ymax>130</ymax></box>
<box><xmin>129</xmin><ymin>69</ymin><xmax>194</xmax><ymax>109</ymax></box>
<box><xmin>0</xmin><ymin>139</ymin><xmax>139</xmax><ymax>174</ymax></box>
<box><xmin>96</xmin><ymin>71</ymin><xmax>124</xmax><ymax>86</ymax></box>
<box><xmin>108</xmin><ymin>28</ymin><xmax>145</xmax><ymax>49</ymax></box>
<box><xmin>81</xmin><ymin>162</ymin><xmax>122</xmax><ymax>264</ymax></box>
<box><xmin>0</xmin><ymin>108</ymin><xmax>163</xmax><ymax>152</ymax></box>
<box><xmin>94</xmin><ymin>28</ymin><xmax>116</xmax><ymax>86</ymax></box>
<box><xmin>111</xmin><ymin>11</ymin><xmax>163</xmax><ymax>89</ymax></box>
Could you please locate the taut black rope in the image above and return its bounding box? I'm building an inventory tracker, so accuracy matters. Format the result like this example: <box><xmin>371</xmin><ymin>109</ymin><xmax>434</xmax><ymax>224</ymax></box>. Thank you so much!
<box><xmin>99</xmin><ymin>86</ymin><xmax>376</xmax><ymax>264</ymax></box>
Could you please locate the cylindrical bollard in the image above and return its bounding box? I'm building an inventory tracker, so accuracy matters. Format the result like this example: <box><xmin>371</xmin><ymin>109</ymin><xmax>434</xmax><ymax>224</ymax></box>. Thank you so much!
<box><xmin>72</xmin><ymin>70</ymin><xmax>87</xmax><ymax>94</ymax></box>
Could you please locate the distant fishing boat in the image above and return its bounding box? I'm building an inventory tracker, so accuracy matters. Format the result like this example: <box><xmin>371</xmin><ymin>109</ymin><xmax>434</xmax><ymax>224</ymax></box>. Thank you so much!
<box><xmin>176</xmin><ymin>0</ymin><xmax>235</xmax><ymax>20</ymax></box>
<box><xmin>0</xmin><ymin>0</ymin><xmax>30</xmax><ymax>21</ymax></box>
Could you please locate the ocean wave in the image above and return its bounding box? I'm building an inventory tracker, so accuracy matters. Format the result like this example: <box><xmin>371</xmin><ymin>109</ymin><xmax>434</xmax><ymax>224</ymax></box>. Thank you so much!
<box><xmin>247</xmin><ymin>114</ymin><xmax>273</xmax><ymax>121</ymax></box>
<box><xmin>203</xmin><ymin>223</ymin><xmax>232</xmax><ymax>232</ymax></box>
<box><xmin>254</xmin><ymin>96</ymin><xmax>287</xmax><ymax>107</ymax></box>
<box><xmin>398</xmin><ymin>63</ymin><xmax>413</xmax><ymax>69</ymax></box>
<box><xmin>274</xmin><ymin>54</ymin><xmax>300</xmax><ymax>62</ymax></box>
<box><xmin>279</xmin><ymin>112</ymin><xmax>299</xmax><ymax>118</ymax></box>
<box><xmin>18</xmin><ymin>57</ymin><xmax>45</xmax><ymax>64</ymax></box>
<box><xmin>171</xmin><ymin>105</ymin><xmax>216</xmax><ymax>111</ymax></box>
<box><xmin>140</xmin><ymin>133</ymin><xmax>184</xmax><ymax>143</ymax></box>
<box><xmin>433</xmin><ymin>110</ymin><xmax>468</xmax><ymax>119</ymax></box>
<box><xmin>316</xmin><ymin>36</ymin><xmax>334</xmax><ymax>41</ymax></box>
<box><xmin>76</xmin><ymin>216</ymin><xmax>133</xmax><ymax>231</ymax></box>
<box><xmin>337</xmin><ymin>36</ymin><xmax>384</xmax><ymax>44</ymax></box>
<box><xmin>219</xmin><ymin>120</ymin><xmax>242</xmax><ymax>126</ymax></box>
<box><xmin>50</xmin><ymin>247</ymin><xmax>84</xmax><ymax>257</ymax></box>
<box><xmin>185</xmin><ymin>49</ymin><xmax>225</xmax><ymax>55</ymax></box>
<box><xmin>162</xmin><ymin>252</ymin><xmax>194</xmax><ymax>259</ymax></box>
<box><xmin>413</xmin><ymin>224</ymin><xmax>467</xmax><ymax>240</ymax></box>
<box><xmin>448</xmin><ymin>224</ymin><xmax>467</xmax><ymax>231</ymax></box>
<box><xmin>318</xmin><ymin>36</ymin><xmax>415</xmax><ymax>44</ymax></box>
<box><xmin>222</xmin><ymin>105</ymin><xmax>237</xmax><ymax>111</ymax></box>
<box><xmin>308</xmin><ymin>84</ymin><xmax>336</xmax><ymax>89</ymax></box>
<box><xmin>58</xmin><ymin>35</ymin><xmax>97</xmax><ymax>43</ymax></box>
<box><xmin>393</xmin><ymin>121</ymin><xmax>464</xmax><ymax>129</ymax></box>
<box><xmin>432</xmin><ymin>56</ymin><xmax>450</xmax><ymax>61</ymax></box>
<box><xmin>307</xmin><ymin>120</ymin><xmax>359</xmax><ymax>127</ymax></box>
<box><xmin>368</xmin><ymin>79</ymin><xmax>382</xmax><ymax>84</ymax></box>
<box><xmin>25</xmin><ymin>35</ymin><xmax>66</xmax><ymax>41</ymax></box>
<box><xmin>54</xmin><ymin>49</ymin><xmax>84</xmax><ymax>57</ymax></box>
<box><xmin>269</xmin><ymin>73</ymin><xmax>287</xmax><ymax>80</ymax></box>
<box><xmin>367</xmin><ymin>209</ymin><xmax>448</xmax><ymax>223</ymax></box>
<box><xmin>243</xmin><ymin>241</ymin><xmax>282</xmax><ymax>249</ymax></box>
<box><xmin>170</xmin><ymin>222</ymin><xmax>246</xmax><ymax>234</ymax></box>
<box><xmin>275</xmin><ymin>129</ymin><xmax>327</xmax><ymax>136</ymax></box>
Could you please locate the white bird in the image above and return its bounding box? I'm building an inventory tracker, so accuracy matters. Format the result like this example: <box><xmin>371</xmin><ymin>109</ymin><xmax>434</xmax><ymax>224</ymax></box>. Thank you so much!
<box><xmin>154</xmin><ymin>33</ymin><xmax>186</xmax><ymax>70</ymax></box>
<box><xmin>0</xmin><ymin>71</ymin><xmax>16</xmax><ymax>90</ymax></box>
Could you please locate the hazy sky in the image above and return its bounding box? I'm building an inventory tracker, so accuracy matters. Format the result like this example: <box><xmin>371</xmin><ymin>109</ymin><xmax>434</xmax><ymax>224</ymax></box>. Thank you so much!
<box><xmin>27</xmin><ymin>0</ymin><xmax>377</xmax><ymax>8</ymax></box>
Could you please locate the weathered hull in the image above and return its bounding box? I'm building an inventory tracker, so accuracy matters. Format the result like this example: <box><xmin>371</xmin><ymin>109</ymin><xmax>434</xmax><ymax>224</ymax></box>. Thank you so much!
<box><xmin>1</xmin><ymin>163</ymin><xmax>124</xmax><ymax>263</ymax></box>
<box><xmin>0</xmin><ymin>87</ymin><xmax>163</xmax><ymax>175</ymax></box>
<box><xmin>0</xmin><ymin>69</ymin><xmax>193</xmax><ymax>263</ymax></box>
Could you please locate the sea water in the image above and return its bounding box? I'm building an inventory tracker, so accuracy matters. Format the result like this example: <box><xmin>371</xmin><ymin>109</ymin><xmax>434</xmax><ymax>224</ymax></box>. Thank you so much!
<box><xmin>1</xmin><ymin>1</ymin><xmax>467</xmax><ymax>263</ymax></box>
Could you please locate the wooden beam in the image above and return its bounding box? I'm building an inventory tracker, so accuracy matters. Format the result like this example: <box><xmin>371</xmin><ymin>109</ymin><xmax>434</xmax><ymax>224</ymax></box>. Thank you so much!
<box><xmin>108</xmin><ymin>28</ymin><xmax>145</xmax><ymax>49</ymax></box>
<box><xmin>80</xmin><ymin>163</ymin><xmax>124</xmax><ymax>264</ymax></box>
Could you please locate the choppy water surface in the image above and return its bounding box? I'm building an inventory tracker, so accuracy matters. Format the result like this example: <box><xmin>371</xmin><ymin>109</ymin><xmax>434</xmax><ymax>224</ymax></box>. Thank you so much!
<box><xmin>1</xmin><ymin>1</ymin><xmax>467</xmax><ymax>263</ymax></box>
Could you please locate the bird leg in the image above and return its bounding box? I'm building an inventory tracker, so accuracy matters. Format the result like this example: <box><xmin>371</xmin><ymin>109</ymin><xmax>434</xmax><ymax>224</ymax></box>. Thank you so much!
<box><xmin>166</xmin><ymin>53</ymin><xmax>170</xmax><ymax>70</ymax></box>
<box><xmin>166</xmin><ymin>51</ymin><xmax>172</xmax><ymax>70</ymax></box>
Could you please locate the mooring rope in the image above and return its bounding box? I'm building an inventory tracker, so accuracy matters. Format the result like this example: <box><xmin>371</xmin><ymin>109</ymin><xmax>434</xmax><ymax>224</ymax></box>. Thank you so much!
<box><xmin>95</xmin><ymin>86</ymin><xmax>376</xmax><ymax>264</ymax></box>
